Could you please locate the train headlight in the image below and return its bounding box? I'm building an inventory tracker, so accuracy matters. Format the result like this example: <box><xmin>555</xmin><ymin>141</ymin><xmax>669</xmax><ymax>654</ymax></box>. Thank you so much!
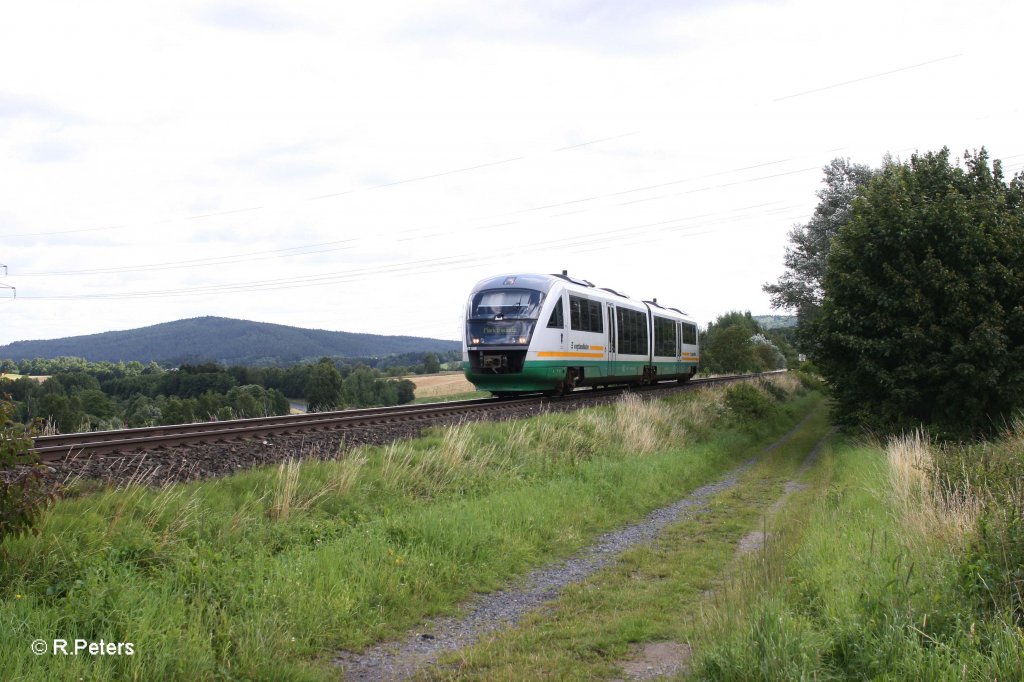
<box><xmin>518</xmin><ymin>336</ymin><xmax>527</xmax><ymax>344</ymax></box>
<box><xmin>471</xmin><ymin>337</ymin><xmax>481</xmax><ymax>345</ymax></box>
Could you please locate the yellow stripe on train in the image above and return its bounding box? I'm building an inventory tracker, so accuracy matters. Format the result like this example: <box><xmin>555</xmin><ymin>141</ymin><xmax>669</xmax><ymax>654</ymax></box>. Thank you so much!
<box><xmin>537</xmin><ymin>351</ymin><xmax>605</xmax><ymax>359</ymax></box>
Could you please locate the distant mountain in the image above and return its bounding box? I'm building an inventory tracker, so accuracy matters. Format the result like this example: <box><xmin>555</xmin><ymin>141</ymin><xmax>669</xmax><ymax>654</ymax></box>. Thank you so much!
<box><xmin>752</xmin><ymin>315</ymin><xmax>798</xmax><ymax>330</ymax></box>
<box><xmin>0</xmin><ymin>316</ymin><xmax>460</xmax><ymax>366</ymax></box>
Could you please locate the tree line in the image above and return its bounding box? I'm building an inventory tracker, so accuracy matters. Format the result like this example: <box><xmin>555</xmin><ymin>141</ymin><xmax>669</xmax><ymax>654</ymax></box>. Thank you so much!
<box><xmin>698</xmin><ymin>311</ymin><xmax>795</xmax><ymax>374</ymax></box>
<box><xmin>0</xmin><ymin>351</ymin><xmax>456</xmax><ymax>433</ymax></box>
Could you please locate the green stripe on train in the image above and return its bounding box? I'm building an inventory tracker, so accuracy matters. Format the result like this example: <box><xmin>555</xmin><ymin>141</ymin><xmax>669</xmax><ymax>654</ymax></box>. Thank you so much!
<box><xmin>463</xmin><ymin>359</ymin><xmax>697</xmax><ymax>392</ymax></box>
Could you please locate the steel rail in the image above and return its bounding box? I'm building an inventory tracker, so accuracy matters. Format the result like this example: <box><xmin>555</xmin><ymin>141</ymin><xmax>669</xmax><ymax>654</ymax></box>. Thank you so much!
<box><xmin>32</xmin><ymin>397</ymin><xmax>537</xmax><ymax>461</ymax></box>
<box><xmin>29</xmin><ymin>373</ymin><xmax>773</xmax><ymax>462</ymax></box>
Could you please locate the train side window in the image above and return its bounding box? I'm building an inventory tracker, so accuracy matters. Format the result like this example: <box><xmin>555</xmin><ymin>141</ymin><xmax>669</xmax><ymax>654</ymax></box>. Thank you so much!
<box><xmin>639</xmin><ymin>311</ymin><xmax>649</xmax><ymax>353</ymax></box>
<box><xmin>616</xmin><ymin>307</ymin><xmax>648</xmax><ymax>355</ymax></box>
<box><xmin>569</xmin><ymin>296</ymin><xmax>603</xmax><ymax>333</ymax></box>
<box><xmin>547</xmin><ymin>299</ymin><xmax>564</xmax><ymax>328</ymax></box>
<box><xmin>654</xmin><ymin>316</ymin><xmax>676</xmax><ymax>356</ymax></box>
<box><xmin>588</xmin><ymin>300</ymin><xmax>604</xmax><ymax>333</ymax></box>
<box><xmin>681</xmin><ymin>323</ymin><xmax>697</xmax><ymax>345</ymax></box>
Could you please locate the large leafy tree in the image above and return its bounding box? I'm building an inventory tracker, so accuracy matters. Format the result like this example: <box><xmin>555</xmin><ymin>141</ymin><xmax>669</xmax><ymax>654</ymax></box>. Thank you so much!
<box><xmin>764</xmin><ymin>158</ymin><xmax>875</xmax><ymax>348</ymax></box>
<box><xmin>305</xmin><ymin>358</ymin><xmax>343</xmax><ymax>412</ymax></box>
<box><xmin>701</xmin><ymin>311</ymin><xmax>785</xmax><ymax>373</ymax></box>
<box><xmin>815</xmin><ymin>148</ymin><xmax>1024</xmax><ymax>437</ymax></box>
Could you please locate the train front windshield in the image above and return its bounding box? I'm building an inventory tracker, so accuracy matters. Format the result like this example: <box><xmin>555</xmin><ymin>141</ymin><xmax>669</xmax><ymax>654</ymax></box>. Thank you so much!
<box><xmin>467</xmin><ymin>288</ymin><xmax>544</xmax><ymax>345</ymax></box>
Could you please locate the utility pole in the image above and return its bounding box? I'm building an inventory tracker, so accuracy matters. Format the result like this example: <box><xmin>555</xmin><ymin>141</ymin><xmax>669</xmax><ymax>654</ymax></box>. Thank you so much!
<box><xmin>0</xmin><ymin>263</ymin><xmax>14</xmax><ymax>298</ymax></box>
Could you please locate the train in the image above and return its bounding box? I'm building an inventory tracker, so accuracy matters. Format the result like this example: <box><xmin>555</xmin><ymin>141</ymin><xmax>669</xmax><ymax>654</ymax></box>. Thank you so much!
<box><xmin>462</xmin><ymin>272</ymin><xmax>699</xmax><ymax>395</ymax></box>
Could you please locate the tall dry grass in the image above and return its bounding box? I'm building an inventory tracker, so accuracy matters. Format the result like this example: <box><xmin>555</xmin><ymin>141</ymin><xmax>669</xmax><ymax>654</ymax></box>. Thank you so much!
<box><xmin>610</xmin><ymin>393</ymin><xmax>679</xmax><ymax>455</ymax></box>
<box><xmin>270</xmin><ymin>458</ymin><xmax>302</xmax><ymax>520</ymax></box>
<box><xmin>883</xmin><ymin>430</ymin><xmax>983</xmax><ymax>544</ymax></box>
<box><xmin>680</xmin><ymin>384</ymin><xmax>730</xmax><ymax>431</ymax></box>
<box><xmin>378</xmin><ymin>425</ymin><xmax>498</xmax><ymax>495</ymax></box>
<box><xmin>767</xmin><ymin>371</ymin><xmax>803</xmax><ymax>395</ymax></box>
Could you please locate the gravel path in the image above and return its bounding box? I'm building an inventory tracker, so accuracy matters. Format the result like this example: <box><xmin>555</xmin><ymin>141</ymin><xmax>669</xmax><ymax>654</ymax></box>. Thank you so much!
<box><xmin>738</xmin><ymin>426</ymin><xmax>836</xmax><ymax>555</ymax></box>
<box><xmin>333</xmin><ymin>410</ymin><xmax>817</xmax><ymax>681</ymax></box>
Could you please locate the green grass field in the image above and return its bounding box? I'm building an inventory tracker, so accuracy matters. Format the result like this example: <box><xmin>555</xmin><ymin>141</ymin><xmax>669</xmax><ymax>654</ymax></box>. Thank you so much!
<box><xmin>424</xmin><ymin>417</ymin><xmax>1023</xmax><ymax>681</ymax></box>
<box><xmin>688</xmin><ymin>433</ymin><xmax>1024</xmax><ymax>680</ymax></box>
<box><xmin>1</xmin><ymin>375</ymin><xmax>816</xmax><ymax>680</ymax></box>
<box><xmin>425</xmin><ymin>397</ymin><xmax>834</xmax><ymax>680</ymax></box>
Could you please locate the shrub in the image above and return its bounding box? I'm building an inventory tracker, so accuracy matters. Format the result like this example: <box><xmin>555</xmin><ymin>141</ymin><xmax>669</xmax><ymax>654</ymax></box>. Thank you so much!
<box><xmin>724</xmin><ymin>383</ymin><xmax>777</xmax><ymax>420</ymax></box>
<box><xmin>756</xmin><ymin>376</ymin><xmax>789</xmax><ymax>402</ymax></box>
<box><xmin>792</xmin><ymin>368</ymin><xmax>825</xmax><ymax>392</ymax></box>
<box><xmin>1</xmin><ymin>396</ymin><xmax>55</xmax><ymax>544</ymax></box>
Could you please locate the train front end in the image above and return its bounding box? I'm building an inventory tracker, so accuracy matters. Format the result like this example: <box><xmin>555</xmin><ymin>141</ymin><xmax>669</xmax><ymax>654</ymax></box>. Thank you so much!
<box><xmin>462</xmin><ymin>274</ymin><xmax>564</xmax><ymax>393</ymax></box>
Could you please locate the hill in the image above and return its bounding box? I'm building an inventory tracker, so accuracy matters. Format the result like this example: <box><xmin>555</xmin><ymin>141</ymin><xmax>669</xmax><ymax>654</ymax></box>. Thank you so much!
<box><xmin>0</xmin><ymin>316</ymin><xmax>460</xmax><ymax>366</ymax></box>
<box><xmin>752</xmin><ymin>315</ymin><xmax>797</xmax><ymax>330</ymax></box>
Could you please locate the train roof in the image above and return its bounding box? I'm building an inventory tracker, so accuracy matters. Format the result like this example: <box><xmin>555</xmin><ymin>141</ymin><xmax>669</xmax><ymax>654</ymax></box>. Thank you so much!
<box><xmin>469</xmin><ymin>272</ymin><xmax>693</xmax><ymax>322</ymax></box>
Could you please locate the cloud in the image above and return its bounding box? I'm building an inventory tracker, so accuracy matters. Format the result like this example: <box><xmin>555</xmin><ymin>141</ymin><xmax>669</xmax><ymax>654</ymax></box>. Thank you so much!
<box><xmin>398</xmin><ymin>0</ymin><xmax>772</xmax><ymax>53</ymax></box>
<box><xmin>0</xmin><ymin>94</ymin><xmax>82</xmax><ymax>124</ymax></box>
<box><xmin>20</xmin><ymin>138</ymin><xmax>78</xmax><ymax>163</ymax></box>
<box><xmin>231</xmin><ymin>140</ymin><xmax>338</xmax><ymax>183</ymax></box>
<box><xmin>198</xmin><ymin>2</ymin><xmax>306</xmax><ymax>32</ymax></box>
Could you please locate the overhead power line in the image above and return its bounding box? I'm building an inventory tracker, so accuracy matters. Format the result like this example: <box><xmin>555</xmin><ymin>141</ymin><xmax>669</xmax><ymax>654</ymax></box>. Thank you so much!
<box><xmin>16</xmin><ymin>238</ymin><xmax>359</xmax><ymax>277</ymax></box>
<box><xmin>774</xmin><ymin>54</ymin><xmax>964</xmax><ymax>101</ymax></box>
<box><xmin>2</xmin><ymin>50</ymin><xmax>975</xmax><ymax>242</ymax></box>
<box><xmin>17</xmin><ymin>200</ymin><xmax>804</xmax><ymax>301</ymax></box>
<box><xmin>1</xmin><ymin>131</ymin><xmax>635</xmax><ymax>240</ymax></box>
<box><xmin>8</xmin><ymin>155</ymin><xmax>826</xmax><ymax>279</ymax></box>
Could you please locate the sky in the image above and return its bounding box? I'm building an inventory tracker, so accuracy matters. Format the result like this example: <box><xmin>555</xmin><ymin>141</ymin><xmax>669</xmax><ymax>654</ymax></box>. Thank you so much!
<box><xmin>1</xmin><ymin>0</ymin><xmax>1021</xmax><ymax>346</ymax></box>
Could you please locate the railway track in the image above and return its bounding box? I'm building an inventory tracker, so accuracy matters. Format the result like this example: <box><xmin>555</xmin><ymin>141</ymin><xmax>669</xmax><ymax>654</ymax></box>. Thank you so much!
<box><xmin>30</xmin><ymin>373</ymin><xmax>771</xmax><ymax>463</ymax></box>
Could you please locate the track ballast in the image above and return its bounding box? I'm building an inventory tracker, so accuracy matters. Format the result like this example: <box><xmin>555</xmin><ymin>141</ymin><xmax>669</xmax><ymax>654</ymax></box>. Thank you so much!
<box><xmin>25</xmin><ymin>374</ymin><xmax>776</xmax><ymax>485</ymax></box>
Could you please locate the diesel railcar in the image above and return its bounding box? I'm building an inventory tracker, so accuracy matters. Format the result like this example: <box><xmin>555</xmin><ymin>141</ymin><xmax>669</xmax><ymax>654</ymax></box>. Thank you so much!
<box><xmin>463</xmin><ymin>272</ymin><xmax>699</xmax><ymax>395</ymax></box>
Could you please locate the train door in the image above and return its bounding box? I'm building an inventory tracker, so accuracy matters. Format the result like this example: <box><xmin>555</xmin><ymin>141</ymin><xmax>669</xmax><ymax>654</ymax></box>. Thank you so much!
<box><xmin>557</xmin><ymin>291</ymin><xmax>567</xmax><ymax>352</ymax></box>
<box><xmin>606</xmin><ymin>302</ymin><xmax>617</xmax><ymax>378</ymax></box>
<box><xmin>677</xmin><ymin>321</ymin><xmax>683</xmax><ymax>374</ymax></box>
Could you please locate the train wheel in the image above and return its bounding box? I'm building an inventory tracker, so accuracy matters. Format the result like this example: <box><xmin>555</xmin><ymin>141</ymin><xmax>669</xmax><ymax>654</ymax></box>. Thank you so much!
<box><xmin>553</xmin><ymin>368</ymin><xmax>579</xmax><ymax>397</ymax></box>
<box><xmin>565</xmin><ymin>368</ymin><xmax>579</xmax><ymax>392</ymax></box>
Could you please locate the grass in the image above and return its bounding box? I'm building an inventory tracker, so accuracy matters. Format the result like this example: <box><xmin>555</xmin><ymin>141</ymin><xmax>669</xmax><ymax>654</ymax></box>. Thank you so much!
<box><xmin>425</xmin><ymin>386</ymin><xmax>1023</xmax><ymax>681</ymax></box>
<box><xmin>423</xmin><ymin>396</ymin><xmax>832</xmax><ymax>680</ymax></box>
<box><xmin>689</xmin><ymin>431</ymin><xmax>1024</xmax><ymax>680</ymax></box>
<box><xmin>1</xmin><ymin>376</ymin><xmax>815</xmax><ymax>681</ymax></box>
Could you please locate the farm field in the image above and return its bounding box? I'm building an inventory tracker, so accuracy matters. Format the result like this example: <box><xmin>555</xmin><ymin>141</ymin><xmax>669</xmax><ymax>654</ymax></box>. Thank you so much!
<box><xmin>408</xmin><ymin>371</ymin><xmax>478</xmax><ymax>398</ymax></box>
<box><xmin>0</xmin><ymin>373</ymin><xmax>47</xmax><ymax>382</ymax></box>
<box><xmin>408</xmin><ymin>371</ymin><xmax>489</xmax><ymax>403</ymax></box>
<box><xmin>1</xmin><ymin>374</ymin><xmax>816</xmax><ymax>680</ymax></box>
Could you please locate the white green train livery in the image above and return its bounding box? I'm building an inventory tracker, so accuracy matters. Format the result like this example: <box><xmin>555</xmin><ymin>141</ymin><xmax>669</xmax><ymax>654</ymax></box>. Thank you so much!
<box><xmin>463</xmin><ymin>272</ymin><xmax>699</xmax><ymax>395</ymax></box>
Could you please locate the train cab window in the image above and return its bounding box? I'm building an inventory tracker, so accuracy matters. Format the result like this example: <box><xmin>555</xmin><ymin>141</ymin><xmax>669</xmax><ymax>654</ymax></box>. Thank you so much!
<box><xmin>547</xmin><ymin>299</ymin><xmax>564</xmax><ymax>328</ymax></box>
<box><xmin>470</xmin><ymin>289</ymin><xmax>544</xmax><ymax>320</ymax></box>
<box><xmin>681</xmin><ymin>322</ymin><xmax>697</xmax><ymax>345</ymax></box>
<box><xmin>654</xmin><ymin>316</ymin><xmax>677</xmax><ymax>356</ymax></box>
<box><xmin>569</xmin><ymin>296</ymin><xmax>603</xmax><ymax>333</ymax></box>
